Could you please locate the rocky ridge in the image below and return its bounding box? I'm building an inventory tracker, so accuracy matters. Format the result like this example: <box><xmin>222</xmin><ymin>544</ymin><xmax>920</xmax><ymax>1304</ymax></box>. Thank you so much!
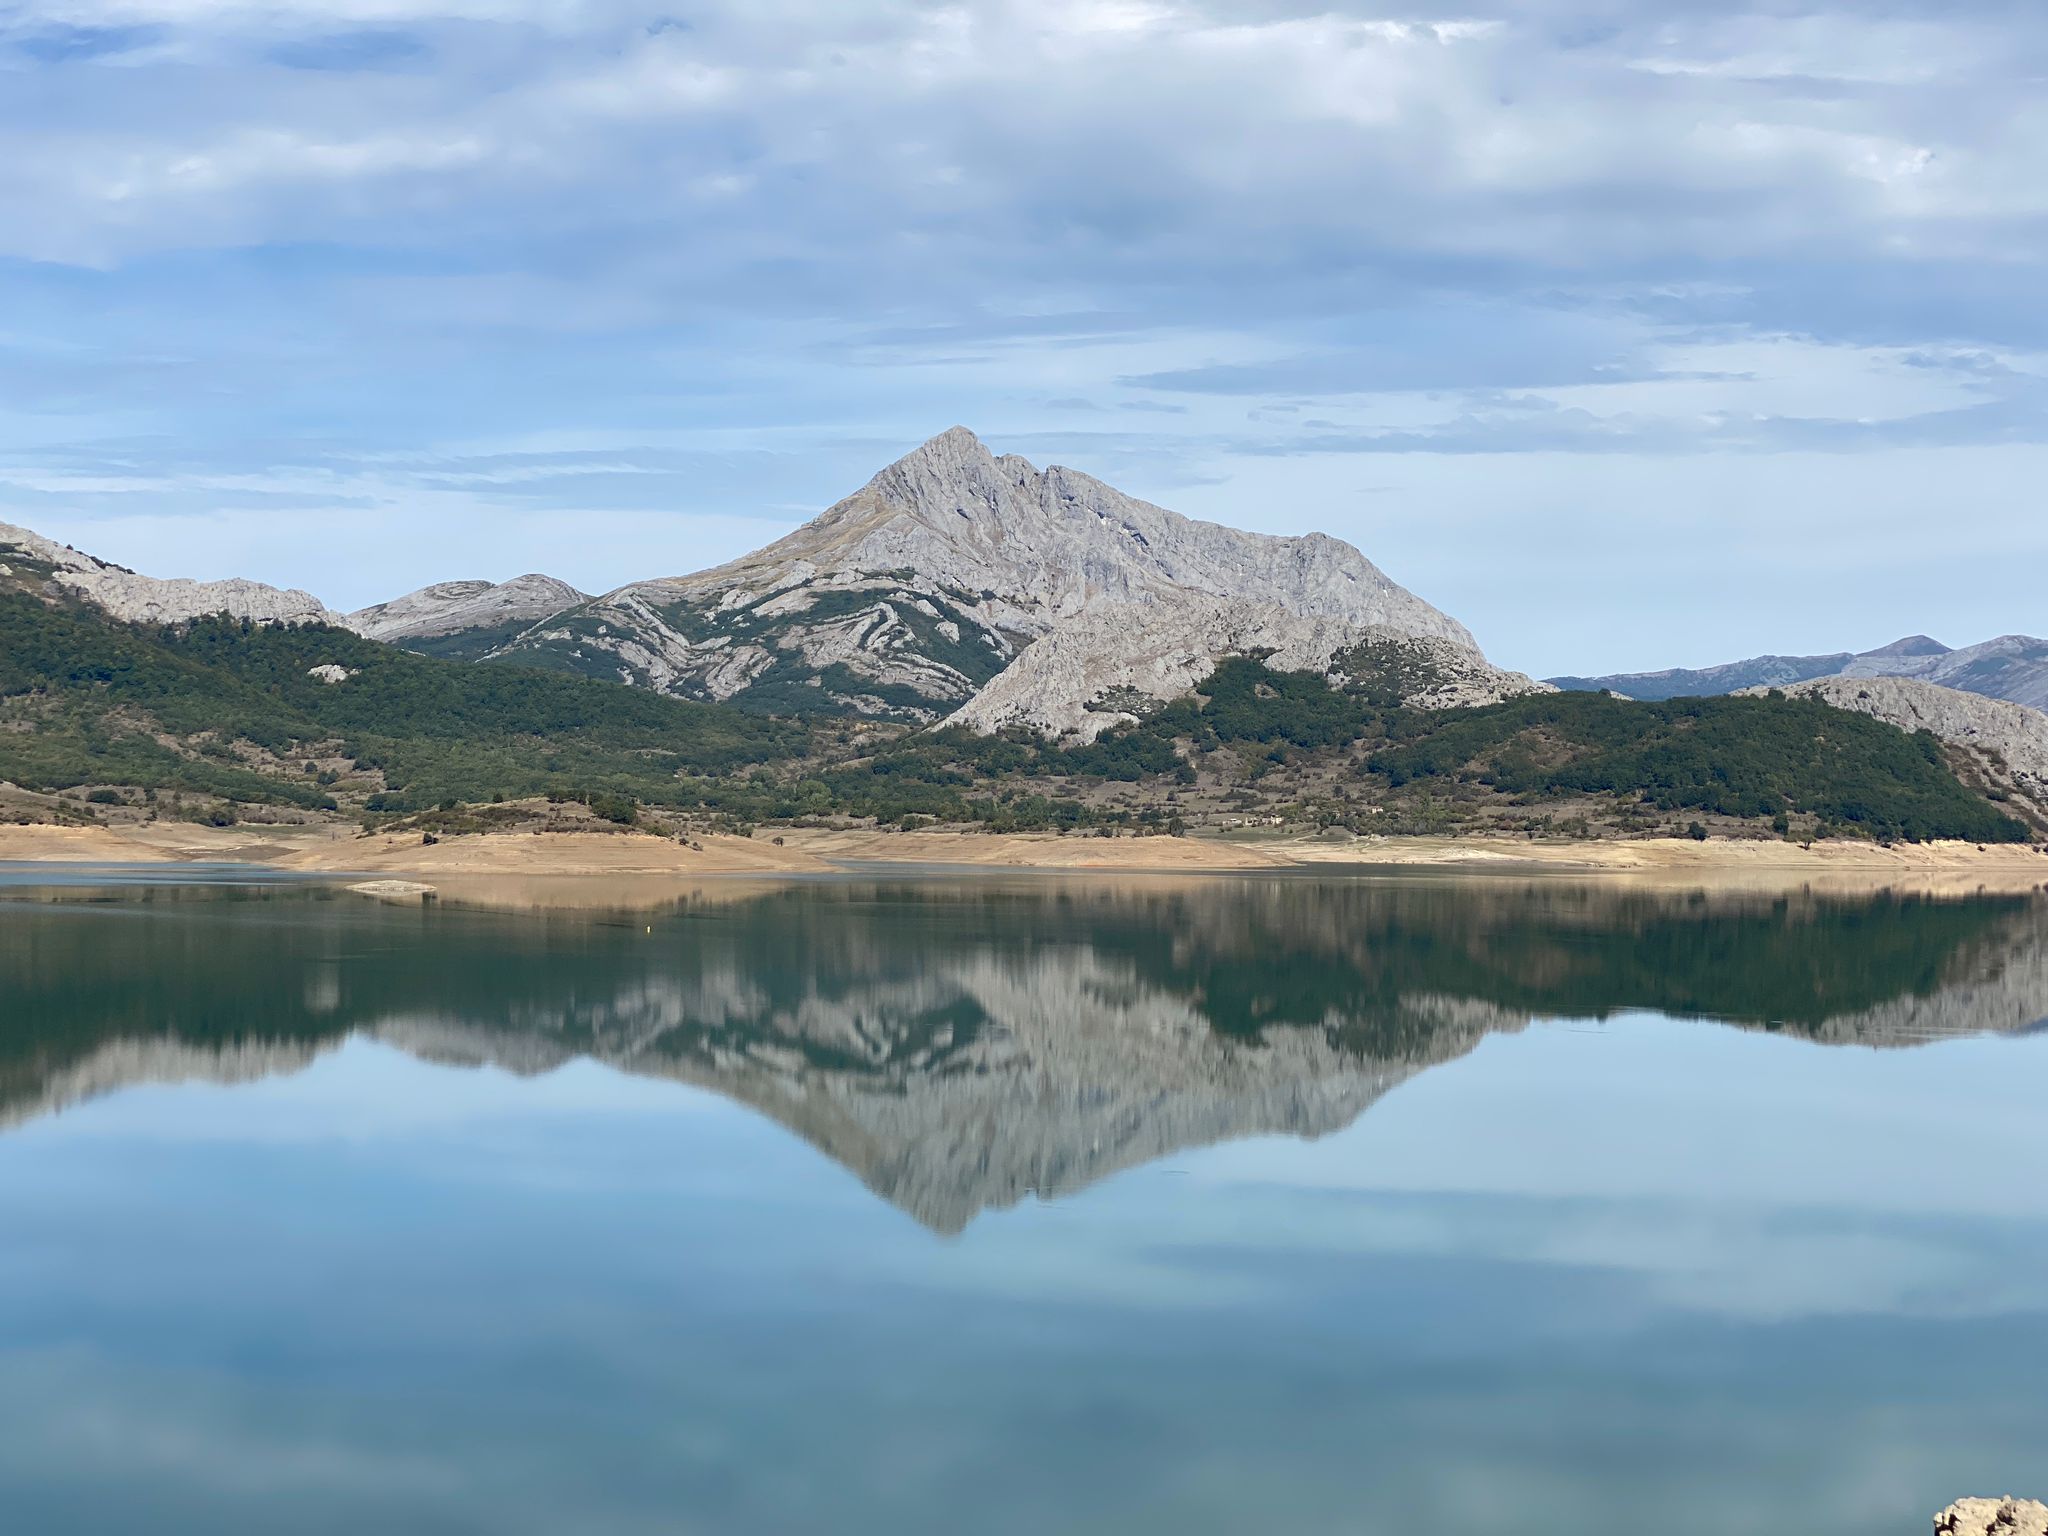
<box><xmin>0</xmin><ymin>519</ymin><xmax>339</xmax><ymax>627</ymax></box>
<box><xmin>346</xmin><ymin>574</ymin><xmax>589</xmax><ymax>647</ymax></box>
<box><xmin>1550</xmin><ymin>634</ymin><xmax>1946</xmax><ymax>699</ymax></box>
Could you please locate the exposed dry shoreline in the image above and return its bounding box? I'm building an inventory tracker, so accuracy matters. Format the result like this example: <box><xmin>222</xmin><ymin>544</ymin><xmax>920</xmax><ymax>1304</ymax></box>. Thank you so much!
<box><xmin>5</xmin><ymin>819</ymin><xmax>2048</xmax><ymax>901</ymax></box>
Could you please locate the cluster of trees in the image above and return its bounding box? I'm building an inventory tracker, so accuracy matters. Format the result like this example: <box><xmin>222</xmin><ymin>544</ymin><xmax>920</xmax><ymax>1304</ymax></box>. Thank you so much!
<box><xmin>0</xmin><ymin>594</ymin><xmax>799</xmax><ymax>813</ymax></box>
<box><xmin>1367</xmin><ymin>691</ymin><xmax>2030</xmax><ymax>844</ymax></box>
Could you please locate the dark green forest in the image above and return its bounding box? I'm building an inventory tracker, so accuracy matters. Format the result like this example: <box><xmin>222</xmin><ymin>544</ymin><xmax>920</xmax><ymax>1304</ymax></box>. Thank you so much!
<box><xmin>1364</xmin><ymin>689</ymin><xmax>2029</xmax><ymax>844</ymax></box>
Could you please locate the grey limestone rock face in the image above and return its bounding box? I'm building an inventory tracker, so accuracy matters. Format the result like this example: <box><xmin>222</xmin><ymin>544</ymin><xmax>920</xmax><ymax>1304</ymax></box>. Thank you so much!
<box><xmin>6</xmin><ymin>430</ymin><xmax>1502</xmax><ymax>736</ymax></box>
<box><xmin>0</xmin><ymin>520</ymin><xmax>339</xmax><ymax>627</ymax></box>
<box><xmin>950</xmin><ymin>593</ymin><xmax>1549</xmax><ymax>742</ymax></box>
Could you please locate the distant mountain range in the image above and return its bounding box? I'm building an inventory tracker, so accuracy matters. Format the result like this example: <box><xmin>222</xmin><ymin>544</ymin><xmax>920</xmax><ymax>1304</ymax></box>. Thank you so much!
<box><xmin>1552</xmin><ymin>634</ymin><xmax>2048</xmax><ymax>712</ymax></box>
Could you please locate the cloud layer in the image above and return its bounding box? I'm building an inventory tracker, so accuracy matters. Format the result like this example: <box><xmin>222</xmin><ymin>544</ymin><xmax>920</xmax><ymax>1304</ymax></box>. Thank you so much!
<box><xmin>3</xmin><ymin>1</ymin><xmax>2043</xmax><ymax>671</ymax></box>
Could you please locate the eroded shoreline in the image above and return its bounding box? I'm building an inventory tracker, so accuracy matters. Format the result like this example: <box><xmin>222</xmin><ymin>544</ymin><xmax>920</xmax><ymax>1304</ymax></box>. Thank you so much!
<box><xmin>5</xmin><ymin>819</ymin><xmax>2048</xmax><ymax>905</ymax></box>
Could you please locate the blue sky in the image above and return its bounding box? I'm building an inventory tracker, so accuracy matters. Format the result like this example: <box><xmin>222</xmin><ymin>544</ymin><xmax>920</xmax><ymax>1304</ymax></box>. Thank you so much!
<box><xmin>1</xmin><ymin>0</ymin><xmax>2042</xmax><ymax>675</ymax></box>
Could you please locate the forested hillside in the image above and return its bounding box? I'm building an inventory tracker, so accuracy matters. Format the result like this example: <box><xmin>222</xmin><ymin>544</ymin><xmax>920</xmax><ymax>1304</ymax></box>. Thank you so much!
<box><xmin>836</xmin><ymin>658</ymin><xmax>2037</xmax><ymax>843</ymax></box>
<box><xmin>0</xmin><ymin>590</ymin><xmax>803</xmax><ymax>817</ymax></box>
<box><xmin>0</xmin><ymin>588</ymin><xmax>2035</xmax><ymax>845</ymax></box>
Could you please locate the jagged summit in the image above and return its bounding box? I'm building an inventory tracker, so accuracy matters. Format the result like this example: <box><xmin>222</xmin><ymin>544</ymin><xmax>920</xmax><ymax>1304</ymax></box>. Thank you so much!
<box><xmin>461</xmin><ymin>427</ymin><xmax>1486</xmax><ymax>720</ymax></box>
<box><xmin>690</xmin><ymin>426</ymin><xmax>1470</xmax><ymax>638</ymax></box>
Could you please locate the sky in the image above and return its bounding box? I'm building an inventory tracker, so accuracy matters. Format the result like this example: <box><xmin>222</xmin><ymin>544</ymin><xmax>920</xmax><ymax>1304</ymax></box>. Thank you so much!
<box><xmin>1</xmin><ymin>0</ymin><xmax>2043</xmax><ymax>677</ymax></box>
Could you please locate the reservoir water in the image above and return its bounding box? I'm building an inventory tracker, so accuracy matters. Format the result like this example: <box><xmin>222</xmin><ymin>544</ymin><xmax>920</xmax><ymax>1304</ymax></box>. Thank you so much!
<box><xmin>2</xmin><ymin>871</ymin><xmax>2044</xmax><ymax>1533</ymax></box>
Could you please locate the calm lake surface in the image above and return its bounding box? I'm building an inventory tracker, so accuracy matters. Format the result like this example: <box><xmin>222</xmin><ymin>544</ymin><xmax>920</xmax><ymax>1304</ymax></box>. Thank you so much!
<box><xmin>2</xmin><ymin>870</ymin><xmax>2045</xmax><ymax>1534</ymax></box>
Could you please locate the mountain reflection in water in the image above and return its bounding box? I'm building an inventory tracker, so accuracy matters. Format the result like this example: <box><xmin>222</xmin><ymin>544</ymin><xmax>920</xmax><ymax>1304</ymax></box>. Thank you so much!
<box><xmin>3</xmin><ymin>876</ymin><xmax>2045</xmax><ymax>1232</ymax></box>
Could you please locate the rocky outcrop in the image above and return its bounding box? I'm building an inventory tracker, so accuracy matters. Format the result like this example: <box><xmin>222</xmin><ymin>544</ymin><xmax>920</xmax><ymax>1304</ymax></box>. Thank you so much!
<box><xmin>1936</xmin><ymin>1499</ymin><xmax>2048</xmax><ymax>1536</ymax></box>
<box><xmin>0</xmin><ymin>520</ymin><xmax>339</xmax><ymax>627</ymax></box>
<box><xmin>345</xmin><ymin>574</ymin><xmax>588</xmax><ymax>645</ymax></box>
<box><xmin>472</xmin><ymin>428</ymin><xmax>1485</xmax><ymax>721</ymax></box>
<box><xmin>951</xmin><ymin>595</ymin><xmax>1547</xmax><ymax>741</ymax></box>
<box><xmin>1741</xmin><ymin>676</ymin><xmax>2048</xmax><ymax>806</ymax></box>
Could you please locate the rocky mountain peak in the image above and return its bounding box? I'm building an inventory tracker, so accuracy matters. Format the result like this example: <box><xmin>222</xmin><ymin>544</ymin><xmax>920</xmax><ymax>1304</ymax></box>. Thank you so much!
<box><xmin>460</xmin><ymin>427</ymin><xmax>1488</xmax><ymax>722</ymax></box>
<box><xmin>682</xmin><ymin>426</ymin><xmax>1478</xmax><ymax>638</ymax></box>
